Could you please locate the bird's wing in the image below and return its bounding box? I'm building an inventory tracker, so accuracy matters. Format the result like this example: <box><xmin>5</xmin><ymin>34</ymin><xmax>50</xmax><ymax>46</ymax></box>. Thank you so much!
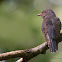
<box><xmin>46</xmin><ymin>20</ymin><xmax>58</xmax><ymax>52</ymax></box>
<box><xmin>52</xmin><ymin>17</ymin><xmax>61</xmax><ymax>39</ymax></box>
<box><xmin>46</xmin><ymin>20</ymin><xmax>55</xmax><ymax>39</ymax></box>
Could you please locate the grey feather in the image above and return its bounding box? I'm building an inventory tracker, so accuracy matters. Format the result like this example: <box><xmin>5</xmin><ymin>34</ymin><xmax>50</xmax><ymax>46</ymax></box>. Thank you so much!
<box><xmin>46</xmin><ymin>20</ymin><xmax>58</xmax><ymax>52</ymax></box>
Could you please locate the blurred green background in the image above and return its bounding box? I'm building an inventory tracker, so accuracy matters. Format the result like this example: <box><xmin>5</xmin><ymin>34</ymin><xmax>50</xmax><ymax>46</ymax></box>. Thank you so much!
<box><xmin>0</xmin><ymin>0</ymin><xmax>62</xmax><ymax>62</ymax></box>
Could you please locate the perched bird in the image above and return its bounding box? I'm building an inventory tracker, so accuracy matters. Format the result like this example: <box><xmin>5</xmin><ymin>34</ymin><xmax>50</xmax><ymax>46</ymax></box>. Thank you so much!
<box><xmin>37</xmin><ymin>9</ymin><xmax>61</xmax><ymax>53</ymax></box>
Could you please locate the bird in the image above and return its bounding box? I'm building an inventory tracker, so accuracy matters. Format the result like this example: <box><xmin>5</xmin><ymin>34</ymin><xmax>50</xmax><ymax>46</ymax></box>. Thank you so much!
<box><xmin>37</xmin><ymin>9</ymin><xmax>61</xmax><ymax>53</ymax></box>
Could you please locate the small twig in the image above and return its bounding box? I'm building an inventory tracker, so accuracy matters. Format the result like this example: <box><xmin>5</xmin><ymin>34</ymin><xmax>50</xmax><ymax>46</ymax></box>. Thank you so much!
<box><xmin>16</xmin><ymin>58</ymin><xmax>23</xmax><ymax>62</ymax></box>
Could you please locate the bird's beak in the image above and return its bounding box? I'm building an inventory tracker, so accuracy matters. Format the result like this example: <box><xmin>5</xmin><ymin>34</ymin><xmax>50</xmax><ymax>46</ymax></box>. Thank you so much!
<box><xmin>37</xmin><ymin>13</ymin><xmax>42</xmax><ymax>16</ymax></box>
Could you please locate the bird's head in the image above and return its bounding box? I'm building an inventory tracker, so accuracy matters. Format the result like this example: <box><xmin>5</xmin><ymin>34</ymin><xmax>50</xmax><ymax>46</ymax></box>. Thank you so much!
<box><xmin>37</xmin><ymin>9</ymin><xmax>56</xmax><ymax>19</ymax></box>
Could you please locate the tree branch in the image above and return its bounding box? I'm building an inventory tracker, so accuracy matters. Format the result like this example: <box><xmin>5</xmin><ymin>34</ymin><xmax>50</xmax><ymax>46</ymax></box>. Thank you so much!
<box><xmin>0</xmin><ymin>33</ymin><xmax>62</xmax><ymax>62</ymax></box>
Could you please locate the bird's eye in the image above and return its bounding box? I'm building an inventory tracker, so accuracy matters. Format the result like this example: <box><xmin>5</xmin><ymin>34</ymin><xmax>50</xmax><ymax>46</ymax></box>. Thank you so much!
<box><xmin>43</xmin><ymin>16</ymin><xmax>45</xmax><ymax>18</ymax></box>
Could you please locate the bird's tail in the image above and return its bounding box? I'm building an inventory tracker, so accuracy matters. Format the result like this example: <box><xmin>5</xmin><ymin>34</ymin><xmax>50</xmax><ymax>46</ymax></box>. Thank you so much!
<box><xmin>49</xmin><ymin>39</ymin><xmax>58</xmax><ymax>53</ymax></box>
